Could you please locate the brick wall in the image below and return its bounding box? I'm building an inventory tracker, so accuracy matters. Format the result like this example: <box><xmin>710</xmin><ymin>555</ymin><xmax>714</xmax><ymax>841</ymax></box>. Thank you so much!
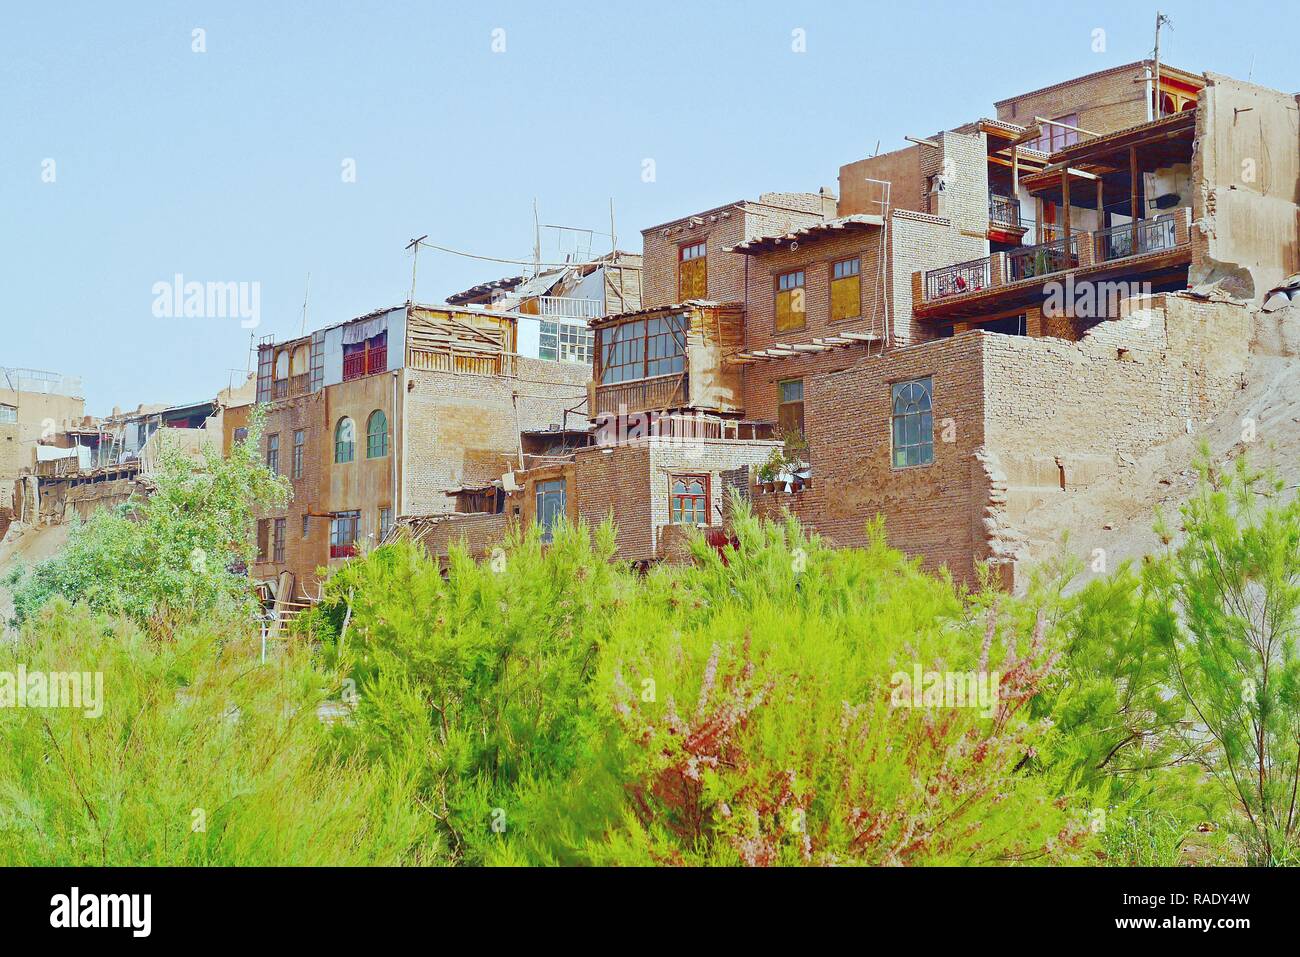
<box><xmin>754</xmin><ymin>333</ymin><xmax>989</xmax><ymax>580</ymax></box>
<box><xmin>248</xmin><ymin>389</ymin><xmax>328</xmax><ymax>598</ymax></box>
<box><xmin>640</xmin><ymin>198</ymin><xmax>830</xmax><ymax>310</ymax></box>
<box><xmin>417</xmin><ymin>511</ymin><xmax>510</xmax><ymax>561</ymax></box>
<box><xmin>839</xmin><ymin>144</ymin><xmax>927</xmax><ymax>217</ymax></box>
<box><xmin>401</xmin><ymin>358</ymin><xmax>588</xmax><ymax>517</ymax></box>
<box><xmin>890</xmin><ymin>210</ymin><xmax>988</xmax><ymax>346</ymax></box>
<box><xmin>572</xmin><ymin>438</ymin><xmax>777</xmax><ymax>562</ymax></box>
<box><xmin>573</xmin><ymin>443</ymin><xmax>652</xmax><ymax>561</ymax></box>
<box><xmin>995</xmin><ymin>64</ymin><xmax>1154</xmax><ymax>136</ymax></box>
<box><xmin>754</xmin><ymin>293</ymin><xmax>1251</xmax><ymax>586</ymax></box>
<box><xmin>929</xmin><ymin>131</ymin><xmax>991</xmax><ymax>235</ymax></box>
<box><xmin>647</xmin><ymin>439</ymin><xmax>778</xmax><ymax>555</ymax></box>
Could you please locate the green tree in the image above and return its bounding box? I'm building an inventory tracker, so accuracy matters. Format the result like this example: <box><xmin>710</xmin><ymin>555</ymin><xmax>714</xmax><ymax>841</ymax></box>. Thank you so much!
<box><xmin>5</xmin><ymin>409</ymin><xmax>288</xmax><ymax>632</ymax></box>
<box><xmin>1148</xmin><ymin>453</ymin><xmax>1300</xmax><ymax>864</ymax></box>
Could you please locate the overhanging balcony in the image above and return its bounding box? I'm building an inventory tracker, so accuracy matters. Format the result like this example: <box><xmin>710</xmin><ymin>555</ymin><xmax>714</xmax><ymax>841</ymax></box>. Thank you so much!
<box><xmin>593</xmin><ymin>372</ymin><xmax>688</xmax><ymax>416</ymax></box>
<box><xmin>913</xmin><ymin>208</ymin><xmax>1192</xmax><ymax>321</ymax></box>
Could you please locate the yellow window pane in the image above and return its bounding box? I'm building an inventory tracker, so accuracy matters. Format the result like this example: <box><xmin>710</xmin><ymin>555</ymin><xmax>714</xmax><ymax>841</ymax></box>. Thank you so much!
<box><xmin>775</xmin><ymin>288</ymin><xmax>805</xmax><ymax>331</ymax></box>
<box><xmin>830</xmin><ymin>275</ymin><xmax>861</xmax><ymax>321</ymax></box>
<box><xmin>679</xmin><ymin>257</ymin><xmax>706</xmax><ymax>300</ymax></box>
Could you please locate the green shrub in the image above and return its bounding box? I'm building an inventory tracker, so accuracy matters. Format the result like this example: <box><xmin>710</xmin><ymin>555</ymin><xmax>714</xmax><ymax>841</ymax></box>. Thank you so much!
<box><xmin>0</xmin><ymin>602</ymin><xmax>432</xmax><ymax>865</ymax></box>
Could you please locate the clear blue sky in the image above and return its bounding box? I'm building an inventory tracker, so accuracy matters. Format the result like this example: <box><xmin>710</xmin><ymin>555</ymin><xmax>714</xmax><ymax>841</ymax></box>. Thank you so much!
<box><xmin>3</xmin><ymin>0</ymin><xmax>1293</xmax><ymax>414</ymax></box>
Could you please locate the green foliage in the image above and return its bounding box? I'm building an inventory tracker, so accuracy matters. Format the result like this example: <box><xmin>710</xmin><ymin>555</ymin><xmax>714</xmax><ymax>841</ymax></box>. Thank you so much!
<box><xmin>1147</xmin><ymin>452</ymin><xmax>1300</xmax><ymax>865</ymax></box>
<box><xmin>0</xmin><ymin>602</ymin><xmax>432</xmax><ymax>865</ymax></box>
<box><xmin>572</xmin><ymin>507</ymin><xmax>1093</xmax><ymax>865</ymax></box>
<box><xmin>5</xmin><ymin>410</ymin><xmax>288</xmax><ymax>632</ymax></box>
<box><xmin>314</xmin><ymin>519</ymin><xmax>625</xmax><ymax>865</ymax></box>
<box><xmin>11</xmin><ymin>445</ymin><xmax>1300</xmax><ymax>867</ymax></box>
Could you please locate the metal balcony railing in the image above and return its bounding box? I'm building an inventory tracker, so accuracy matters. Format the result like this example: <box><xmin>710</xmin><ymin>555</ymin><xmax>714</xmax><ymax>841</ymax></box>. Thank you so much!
<box><xmin>535</xmin><ymin>296</ymin><xmax>603</xmax><ymax>320</ymax></box>
<box><xmin>924</xmin><ymin>257</ymin><xmax>992</xmax><ymax>301</ymax></box>
<box><xmin>1093</xmin><ymin>216</ymin><xmax>1179</xmax><ymax>263</ymax></box>
<box><xmin>1006</xmin><ymin>235</ymin><xmax>1079</xmax><ymax>282</ymax></box>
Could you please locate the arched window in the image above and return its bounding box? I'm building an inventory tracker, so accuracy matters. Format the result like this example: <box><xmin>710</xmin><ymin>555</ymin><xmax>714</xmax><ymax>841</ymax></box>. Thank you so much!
<box><xmin>890</xmin><ymin>377</ymin><xmax>933</xmax><ymax>468</ymax></box>
<box><xmin>290</xmin><ymin>344</ymin><xmax>309</xmax><ymax>376</ymax></box>
<box><xmin>334</xmin><ymin>417</ymin><xmax>355</xmax><ymax>463</ymax></box>
<box><xmin>366</xmin><ymin>410</ymin><xmax>388</xmax><ymax>458</ymax></box>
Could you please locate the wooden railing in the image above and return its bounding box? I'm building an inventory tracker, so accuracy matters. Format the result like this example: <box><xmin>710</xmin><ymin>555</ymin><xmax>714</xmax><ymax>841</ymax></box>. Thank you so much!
<box><xmin>594</xmin><ymin>373</ymin><xmax>687</xmax><ymax>415</ymax></box>
<box><xmin>342</xmin><ymin>352</ymin><xmax>366</xmax><ymax>381</ymax></box>
<box><xmin>1006</xmin><ymin>235</ymin><xmax>1079</xmax><ymax>282</ymax></box>
<box><xmin>536</xmin><ymin>296</ymin><xmax>603</xmax><ymax>320</ymax></box>
<box><xmin>35</xmin><ymin>456</ymin><xmax>81</xmax><ymax>478</ymax></box>
<box><xmin>924</xmin><ymin>257</ymin><xmax>992</xmax><ymax>301</ymax></box>
<box><xmin>407</xmin><ymin>348</ymin><xmax>516</xmax><ymax>377</ymax></box>
<box><xmin>271</xmin><ymin>373</ymin><xmax>311</xmax><ymax>400</ymax></box>
<box><xmin>988</xmin><ymin>194</ymin><xmax>1020</xmax><ymax>228</ymax></box>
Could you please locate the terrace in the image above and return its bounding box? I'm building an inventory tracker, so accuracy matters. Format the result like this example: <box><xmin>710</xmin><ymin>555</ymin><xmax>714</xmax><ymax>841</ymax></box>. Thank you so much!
<box><xmin>915</xmin><ymin>109</ymin><xmax>1197</xmax><ymax>322</ymax></box>
<box><xmin>915</xmin><ymin>209</ymin><xmax>1189</xmax><ymax>319</ymax></box>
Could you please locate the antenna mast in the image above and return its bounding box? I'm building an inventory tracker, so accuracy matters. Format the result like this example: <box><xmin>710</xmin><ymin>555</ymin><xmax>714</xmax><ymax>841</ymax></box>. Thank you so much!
<box><xmin>1153</xmin><ymin>11</ymin><xmax>1171</xmax><ymax>118</ymax></box>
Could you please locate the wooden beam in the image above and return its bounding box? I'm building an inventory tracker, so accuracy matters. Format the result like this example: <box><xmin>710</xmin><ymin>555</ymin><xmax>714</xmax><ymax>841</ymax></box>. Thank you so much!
<box><xmin>1036</xmin><ymin>160</ymin><xmax>1100</xmax><ymax>179</ymax></box>
<box><xmin>839</xmin><ymin>332</ymin><xmax>881</xmax><ymax>342</ymax></box>
<box><xmin>905</xmin><ymin>135</ymin><xmax>939</xmax><ymax>148</ymax></box>
<box><xmin>1062</xmin><ymin>169</ymin><xmax>1071</xmax><ymax>240</ymax></box>
<box><xmin>1096</xmin><ymin>177</ymin><xmax>1104</xmax><ymax>223</ymax></box>
<box><xmin>1007</xmin><ymin>125</ymin><xmax>1043</xmax><ymax>148</ymax></box>
<box><xmin>1033</xmin><ymin>115</ymin><xmax>1099</xmax><ymax>138</ymax></box>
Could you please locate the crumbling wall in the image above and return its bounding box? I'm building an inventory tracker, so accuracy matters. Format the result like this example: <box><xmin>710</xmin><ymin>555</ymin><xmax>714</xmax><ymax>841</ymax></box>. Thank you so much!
<box><xmin>983</xmin><ymin>293</ymin><xmax>1250</xmax><ymax>578</ymax></box>
<box><xmin>415</xmin><ymin>512</ymin><xmax>510</xmax><ymax>562</ymax></box>
<box><xmin>1191</xmin><ymin>74</ymin><xmax>1300</xmax><ymax>300</ymax></box>
<box><xmin>985</xmin><ymin>294</ymin><xmax>1250</xmax><ymax>493</ymax></box>
<box><xmin>48</xmin><ymin>478</ymin><xmax>142</xmax><ymax>523</ymax></box>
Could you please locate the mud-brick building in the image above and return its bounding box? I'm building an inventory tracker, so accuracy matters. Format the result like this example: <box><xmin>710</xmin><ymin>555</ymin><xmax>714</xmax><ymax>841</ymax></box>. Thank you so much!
<box><xmin>515</xmin><ymin>63</ymin><xmax>1297</xmax><ymax>586</ymax></box>
<box><xmin>231</xmin><ymin>302</ymin><xmax>589</xmax><ymax>600</ymax></box>
<box><xmin>751</xmin><ymin>69</ymin><xmax>1298</xmax><ymax>586</ymax></box>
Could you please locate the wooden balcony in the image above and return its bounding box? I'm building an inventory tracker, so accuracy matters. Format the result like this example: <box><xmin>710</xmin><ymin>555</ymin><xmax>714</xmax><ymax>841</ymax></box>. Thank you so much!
<box><xmin>593</xmin><ymin>373</ymin><xmax>688</xmax><ymax>416</ymax></box>
<box><xmin>407</xmin><ymin>348</ymin><xmax>516</xmax><ymax>377</ymax></box>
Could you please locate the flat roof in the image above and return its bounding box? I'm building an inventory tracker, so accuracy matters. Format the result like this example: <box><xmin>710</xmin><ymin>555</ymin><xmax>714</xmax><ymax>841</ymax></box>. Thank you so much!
<box><xmin>995</xmin><ymin>60</ymin><xmax>1202</xmax><ymax>107</ymax></box>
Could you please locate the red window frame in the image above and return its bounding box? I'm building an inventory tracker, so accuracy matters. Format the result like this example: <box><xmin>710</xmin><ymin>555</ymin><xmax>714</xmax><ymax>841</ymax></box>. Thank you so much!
<box><xmin>669</xmin><ymin>473</ymin><xmax>710</xmax><ymax>526</ymax></box>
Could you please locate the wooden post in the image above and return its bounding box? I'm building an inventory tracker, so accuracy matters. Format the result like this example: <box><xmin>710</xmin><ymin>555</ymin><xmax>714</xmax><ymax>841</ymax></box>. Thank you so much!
<box><xmin>1011</xmin><ymin>148</ymin><xmax>1019</xmax><ymax>198</ymax></box>
<box><xmin>1095</xmin><ymin>177</ymin><xmax>1104</xmax><ymax>228</ymax></box>
<box><xmin>1061</xmin><ymin>170</ymin><xmax>1071</xmax><ymax>241</ymax></box>
<box><xmin>1129</xmin><ymin>145</ymin><xmax>1139</xmax><ymax>250</ymax></box>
